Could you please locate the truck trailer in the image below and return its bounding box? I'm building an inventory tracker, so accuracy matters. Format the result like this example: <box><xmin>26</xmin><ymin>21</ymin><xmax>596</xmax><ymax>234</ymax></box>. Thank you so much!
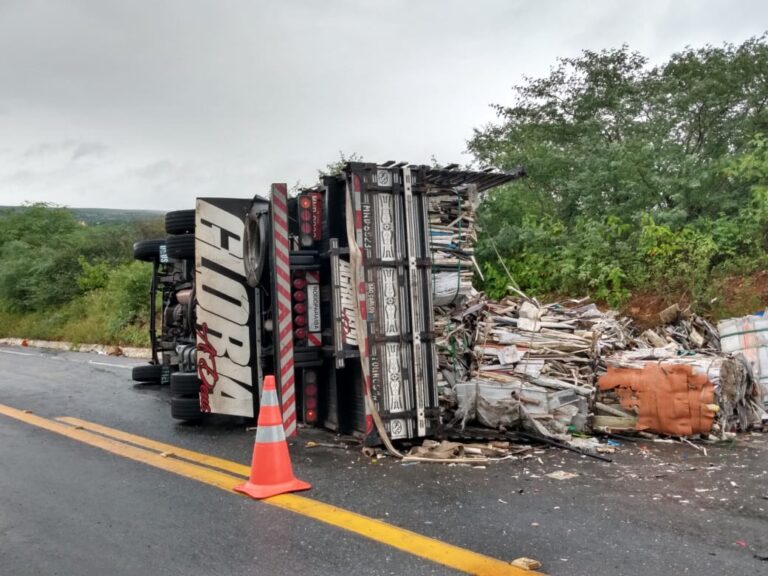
<box><xmin>132</xmin><ymin>161</ymin><xmax>523</xmax><ymax>444</ymax></box>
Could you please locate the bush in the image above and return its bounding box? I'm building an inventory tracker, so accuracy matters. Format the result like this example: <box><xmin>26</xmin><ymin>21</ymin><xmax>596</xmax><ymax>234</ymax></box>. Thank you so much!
<box><xmin>0</xmin><ymin>204</ymin><xmax>158</xmax><ymax>345</ymax></box>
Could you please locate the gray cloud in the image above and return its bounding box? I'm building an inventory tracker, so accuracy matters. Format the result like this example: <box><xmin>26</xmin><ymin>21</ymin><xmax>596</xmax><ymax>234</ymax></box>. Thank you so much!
<box><xmin>0</xmin><ymin>0</ymin><xmax>766</xmax><ymax>209</ymax></box>
<box><xmin>23</xmin><ymin>140</ymin><xmax>108</xmax><ymax>161</ymax></box>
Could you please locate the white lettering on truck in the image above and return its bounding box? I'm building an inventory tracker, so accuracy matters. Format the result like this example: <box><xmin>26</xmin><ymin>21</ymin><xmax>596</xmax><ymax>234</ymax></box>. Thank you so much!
<box><xmin>195</xmin><ymin>200</ymin><xmax>254</xmax><ymax>418</ymax></box>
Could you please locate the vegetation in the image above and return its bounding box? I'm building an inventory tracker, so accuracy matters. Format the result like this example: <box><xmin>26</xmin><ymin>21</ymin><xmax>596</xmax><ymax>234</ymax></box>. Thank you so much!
<box><xmin>469</xmin><ymin>35</ymin><xmax>768</xmax><ymax>313</ymax></box>
<box><xmin>0</xmin><ymin>204</ymin><xmax>164</xmax><ymax>345</ymax></box>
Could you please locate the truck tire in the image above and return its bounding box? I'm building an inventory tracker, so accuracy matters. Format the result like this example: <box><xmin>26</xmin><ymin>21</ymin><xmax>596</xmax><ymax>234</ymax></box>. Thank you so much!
<box><xmin>166</xmin><ymin>234</ymin><xmax>195</xmax><ymax>260</ymax></box>
<box><xmin>170</xmin><ymin>371</ymin><xmax>200</xmax><ymax>396</ymax></box>
<box><xmin>132</xmin><ymin>363</ymin><xmax>163</xmax><ymax>383</ymax></box>
<box><xmin>171</xmin><ymin>396</ymin><xmax>202</xmax><ymax>421</ymax></box>
<box><xmin>165</xmin><ymin>210</ymin><xmax>196</xmax><ymax>235</ymax></box>
<box><xmin>133</xmin><ymin>239</ymin><xmax>165</xmax><ymax>262</ymax></box>
<box><xmin>244</xmin><ymin>205</ymin><xmax>268</xmax><ymax>287</ymax></box>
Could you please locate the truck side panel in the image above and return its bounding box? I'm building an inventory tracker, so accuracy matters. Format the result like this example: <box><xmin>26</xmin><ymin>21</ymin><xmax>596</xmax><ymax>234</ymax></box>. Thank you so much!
<box><xmin>195</xmin><ymin>198</ymin><xmax>258</xmax><ymax>418</ymax></box>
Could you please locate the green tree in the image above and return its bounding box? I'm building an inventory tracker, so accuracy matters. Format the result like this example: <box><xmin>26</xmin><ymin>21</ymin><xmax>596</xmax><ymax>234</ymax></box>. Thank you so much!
<box><xmin>469</xmin><ymin>35</ymin><xmax>768</xmax><ymax>303</ymax></box>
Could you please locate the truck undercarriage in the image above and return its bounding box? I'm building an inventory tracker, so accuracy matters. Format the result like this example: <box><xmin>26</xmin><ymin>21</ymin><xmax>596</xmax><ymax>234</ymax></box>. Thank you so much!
<box><xmin>132</xmin><ymin>161</ymin><xmax>523</xmax><ymax>444</ymax></box>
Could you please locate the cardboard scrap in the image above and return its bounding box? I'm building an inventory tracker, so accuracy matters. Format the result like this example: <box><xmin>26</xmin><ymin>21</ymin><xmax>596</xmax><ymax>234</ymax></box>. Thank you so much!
<box><xmin>599</xmin><ymin>364</ymin><xmax>716</xmax><ymax>436</ymax></box>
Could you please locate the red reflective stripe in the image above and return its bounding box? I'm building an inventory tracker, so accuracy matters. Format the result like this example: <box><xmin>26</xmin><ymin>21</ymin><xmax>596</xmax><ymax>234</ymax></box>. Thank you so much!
<box><xmin>276</xmin><ymin>253</ymin><xmax>289</xmax><ymax>269</ymax></box>
<box><xmin>280</xmin><ymin>357</ymin><xmax>294</xmax><ymax>378</ymax></box>
<box><xmin>353</xmin><ymin>174</ymin><xmax>361</xmax><ymax>192</ymax></box>
<box><xmin>280</xmin><ymin>368</ymin><xmax>294</xmax><ymax>392</ymax></box>
<box><xmin>273</xmin><ymin>211</ymin><xmax>288</xmax><ymax>233</ymax></box>
<box><xmin>281</xmin><ymin>392</ymin><xmax>295</xmax><ymax>411</ymax></box>
<box><xmin>276</xmin><ymin>265</ymin><xmax>291</xmax><ymax>284</ymax></box>
<box><xmin>355</xmin><ymin>210</ymin><xmax>363</xmax><ymax>230</ymax></box>
<box><xmin>276</xmin><ymin>282</ymin><xmax>292</xmax><ymax>303</ymax></box>
<box><xmin>272</xmin><ymin>191</ymin><xmax>287</xmax><ymax>214</ymax></box>
<box><xmin>272</xmin><ymin>183</ymin><xmax>295</xmax><ymax>437</ymax></box>
<box><xmin>278</xmin><ymin>304</ymin><xmax>291</xmax><ymax>324</ymax></box>
<box><xmin>278</xmin><ymin>321</ymin><xmax>292</xmax><ymax>343</ymax></box>
<box><xmin>275</xmin><ymin>236</ymin><xmax>291</xmax><ymax>264</ymax></box>
<box><xmin>284</xmin><ymin>411</ymin><xmax>297</xmax><ymax>431</ymax></box>
<box><xmin>273</xmin><ymin>215</ymin><xmax>287</xmax><ymax>232</ymax></box>
<box><xmin>307</xmin><ymin>332</ymin><xmax>321</xmax><ymax>346</ymax></box>
<box><xmin>279</xmin><ymin>320</ymin><xmax>292</xmax><ymax>343</ymax></box>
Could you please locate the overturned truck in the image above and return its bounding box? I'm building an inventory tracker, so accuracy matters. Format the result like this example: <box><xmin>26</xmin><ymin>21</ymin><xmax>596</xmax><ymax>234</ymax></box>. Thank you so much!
<box><xmin>132</xmin><ymin>162</ymin><xmax>523</xmax><ymax>443</ymax></box>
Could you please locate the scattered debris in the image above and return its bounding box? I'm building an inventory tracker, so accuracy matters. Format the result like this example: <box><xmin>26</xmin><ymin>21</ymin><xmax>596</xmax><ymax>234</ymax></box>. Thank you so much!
<box><xmin>305</xmin><ymin>441</ymin><xmax>350</xmax><ymax>450</ymax></box>
<box><xmin>403</xmin><ymin>439</ymin><xmax>532</xmax><ymax>464</ymax></box>
<box><xmin>546</xmin><ymin>471</ymin><xmax>578</xmax><ymax>480</ymax></box>
<box><xmin>510</xmin><ymin>557</ymin><xmax>542</xmax><ymax>571</ymax></box>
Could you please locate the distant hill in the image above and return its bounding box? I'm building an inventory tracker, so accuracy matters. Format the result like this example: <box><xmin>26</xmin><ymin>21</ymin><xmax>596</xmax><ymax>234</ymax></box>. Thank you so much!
<box><xmin>0</xmin><ymin>206</ymin><xmax>164</xmax><ymax>225</ymax></box>
<box><xmin>68</xmin><ymin>207</ymin><xmax>165</xmax><ymax>225</ymax></box>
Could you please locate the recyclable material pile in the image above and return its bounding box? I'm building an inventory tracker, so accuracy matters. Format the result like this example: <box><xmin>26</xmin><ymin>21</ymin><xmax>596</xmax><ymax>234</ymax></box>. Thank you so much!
<box><xmin>425</xmin><ymin>179</ymin><xmax>765</xmax><ymax>445</ymax></box>
<box><xmin>598</xmin><ymin>306</ymin><xmax>765</xmax><ymax>438</ymax></box>
<box><xmin>436</xmin><ymin>294</ymin><xmax>634</xmax><ymax>438</ymax></box>
<box><xmin>427</xmin><ymin>183</ymin><xmax>480</xmax><ymax>307</ymax></box>
<box><xmin>433</xmin><ymin>294</ymin><xmax>767</xmax><ymax>442</ymax></box>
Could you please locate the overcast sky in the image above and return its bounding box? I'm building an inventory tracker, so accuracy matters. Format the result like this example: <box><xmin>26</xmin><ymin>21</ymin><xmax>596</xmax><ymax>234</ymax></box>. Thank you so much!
<box><xmin>0</xmin><ymin>1</ymin><xmax>766</xmax><ymax>210</ymax></box>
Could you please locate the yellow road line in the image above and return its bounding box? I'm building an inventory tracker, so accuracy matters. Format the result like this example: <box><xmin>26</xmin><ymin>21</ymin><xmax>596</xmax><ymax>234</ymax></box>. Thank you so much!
<box><xmin>57</xmin><ymin>416</ymin><xmax>252</xmax><ymax>477</ymax></box>
<box><xmin>0</xmin><ymin>404</ymin><xmax>243</xmax><ymax>493</ymax></box>
<box><xmin>1</xmin><ymin>404</ymin><xmax>540</xmax><ymax>576</ymax></box>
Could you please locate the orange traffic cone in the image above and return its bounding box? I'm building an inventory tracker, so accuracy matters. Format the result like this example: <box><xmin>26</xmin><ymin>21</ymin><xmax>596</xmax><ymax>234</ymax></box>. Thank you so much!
<box><xmin>234</xmin><ymin>375</ymin><xmax>311</xmax><ymax>499</ymax></box>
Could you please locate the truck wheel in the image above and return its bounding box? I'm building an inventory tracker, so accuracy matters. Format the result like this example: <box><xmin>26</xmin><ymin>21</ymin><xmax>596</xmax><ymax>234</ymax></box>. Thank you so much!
<box><xmin>171</xmin><ymin>396</ymin><xmax>202</xmax><ymax>421</ymax></box>
<box><xmin>132</xmin><ymin>363</ymin><xmax>163</xmax><ymax>383</ymax></box>
<box><xmin>244</xmin><ymin>205</ymin><xmax>268</xmax><ymax>287</ymax></box>
<box><xmin>165</xmin><ymin>210</ymin><xmax>196</xmax><ymax>235</ymax></box>
<box><xmin>133</xmin><ymin>239</ymin><xmax>165</xmax><ymax>262</ymax></box>
<box><xmin>170</xmin><ymin>372</ymin><xmax>200</xmax><ymax>396</ymax></box>
<box><xmin>166</xmin><ymin>234</ymin><xmax>195</xmax><ymax>260</ymax></box>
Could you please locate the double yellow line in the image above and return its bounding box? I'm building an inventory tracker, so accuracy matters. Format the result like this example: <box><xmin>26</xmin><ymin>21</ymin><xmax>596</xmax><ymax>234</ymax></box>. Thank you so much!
<box><xmin>0</xmin><ymin>403</ymin><xmax>541</xmax><ymax>576</ymax></box>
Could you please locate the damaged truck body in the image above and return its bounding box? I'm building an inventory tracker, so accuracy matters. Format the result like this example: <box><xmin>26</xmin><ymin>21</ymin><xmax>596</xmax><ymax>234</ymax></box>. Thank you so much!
<box><xmin>132</xmin><ymin>162</ymin><xmax>523</xmax><ymax>443</ymax></box>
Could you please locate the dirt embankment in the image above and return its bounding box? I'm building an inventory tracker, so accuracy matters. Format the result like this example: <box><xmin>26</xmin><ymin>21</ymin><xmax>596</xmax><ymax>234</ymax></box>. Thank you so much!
<box><xmin>620</xmin><ymin>270</ymin><xmax>768</xmax><ymax>330</ymax></box>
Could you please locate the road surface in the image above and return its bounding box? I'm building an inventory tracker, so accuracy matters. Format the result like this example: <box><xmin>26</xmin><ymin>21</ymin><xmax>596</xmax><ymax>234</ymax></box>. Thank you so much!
<box><xmin>1</xmin><ymin>344</ymin><xmax>766</xmax><ymax>575</ymax></box>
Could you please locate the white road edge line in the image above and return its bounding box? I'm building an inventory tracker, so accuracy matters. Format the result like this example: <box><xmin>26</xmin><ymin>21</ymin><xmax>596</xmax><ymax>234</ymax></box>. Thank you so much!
<box><xmin>88</xmin><ymin>360</ymin><xmax>133</xmax><ymax>370</ymax></box>
<box><xmin>0</xmin><ymin>349</ymin><xmax>37</xmax><ymax>356</ymax></box>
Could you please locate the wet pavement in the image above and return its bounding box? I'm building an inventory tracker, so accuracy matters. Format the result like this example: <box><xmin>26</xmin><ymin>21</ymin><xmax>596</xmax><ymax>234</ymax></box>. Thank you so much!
<box><xmin>1</xmin><ymin>344</ymin><xmax>766</xmax><ymax>575</ymax></box>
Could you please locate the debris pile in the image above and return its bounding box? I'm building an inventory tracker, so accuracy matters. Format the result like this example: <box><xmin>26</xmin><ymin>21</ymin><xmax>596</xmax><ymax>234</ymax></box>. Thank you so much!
<box><xmin>598</xmin><ymin>349</ymin><xmax>765</xmax><ymax>436</ymax></box>
<box><xmin>596</xmin><ymin>305</ymin><xmax>766</xmax><ymax>436</ymax></box>
<box><xmin>438</xmin><ymin>296</ymin><xmax>635</xmax><ymax>439</ymax></box>
<box><xmin>719</xmin><ymin>314</ymin><xmax>768</xmax><ymax>404</ymax></box>
<box><xmin>404</xmin><ymin>438</ymin><xmax>532</xmax><ymax>464</ymax></box>
<box><xmin>432</xmin><ymin>291</ymin><xmax>767</xmax><ymax>443</ymax></box>
<box><xmin>427</xmin><ymin>184</ymin><xmax>480</xmax><ymax>306</ymax></box>
<box><xmin>423</xmin><ymin>188</ymin><xmax>765</xmax><ymax>445</ymax></box>
<box><xmin>634</xmin><ymin>304</ymin><xmax>720</xmax><ymax>351</ymax></box>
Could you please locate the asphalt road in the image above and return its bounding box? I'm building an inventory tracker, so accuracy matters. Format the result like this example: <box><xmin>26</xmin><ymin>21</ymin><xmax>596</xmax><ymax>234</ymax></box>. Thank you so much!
<box><xmin>1</xmin><ymin>344</ymin><xmax>767</xmax><ymax>576</ymax></box>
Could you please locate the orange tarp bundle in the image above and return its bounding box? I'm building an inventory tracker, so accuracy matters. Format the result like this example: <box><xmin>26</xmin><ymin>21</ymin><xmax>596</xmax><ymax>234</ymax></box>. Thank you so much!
<box><xmin>598</xmin><ymin>364</ymin><xmax>716</xmax><ymax>436</ymax></box>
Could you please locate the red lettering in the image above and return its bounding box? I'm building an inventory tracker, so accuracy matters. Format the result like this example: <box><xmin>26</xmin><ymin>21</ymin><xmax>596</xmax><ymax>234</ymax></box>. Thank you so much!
<box><xmin>196</xmin><ymin>323</ymin><xmax>219</xmax><ymax>413</ymax></box>
<box><xmin>341</xmin><ymin>309</ymin><xmax>351</xmax><ymax>336</ymax></box>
